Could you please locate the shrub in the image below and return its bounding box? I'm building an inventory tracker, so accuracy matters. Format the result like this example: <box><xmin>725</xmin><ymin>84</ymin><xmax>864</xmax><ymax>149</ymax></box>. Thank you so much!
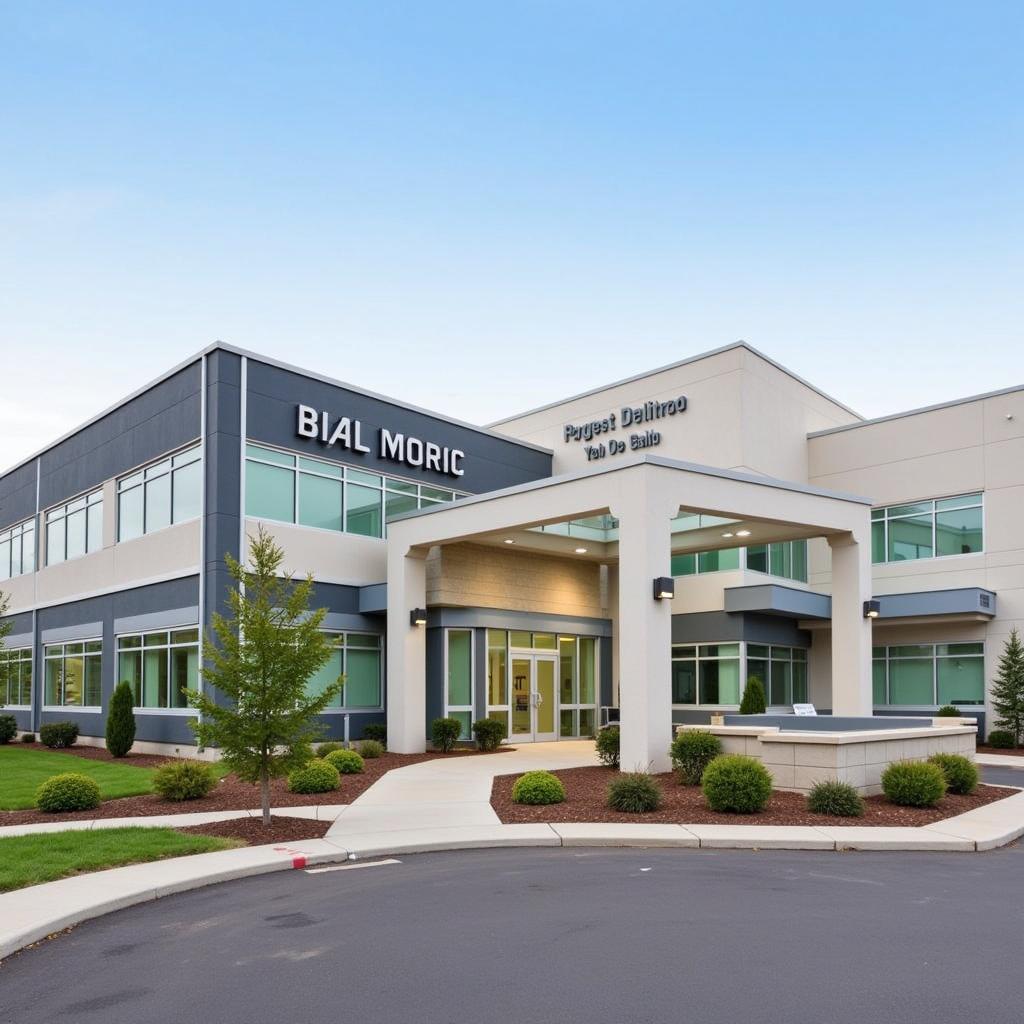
<box><xmin>936</xmin><ymin>705</ymin><xmax>962</xmax><ymax>718</ymax></box>
<box><xmin>288</xmin><ymin>759</ymin><xmax>341</xmax><ymax>794</ymax></box>
<box><xmin>0</xmin><ymin>714</ymin><xmax>17</xmax><ymax>744</ymax></box>
<box><xmin>317</xmin><ymin>741</ymin><xmax>345</xmax><ymax>757</ymax></box>
<box><xmin>359</xmin><ymin>739</ymin><xmax>385</xmax><ymax>759</ymax></box>
<box><xmin>607</xmin><ymin>772</ymin><xmax>662</xmax><ymax>813</ymax></box>
<box><xmin>702</xmin><ymin>754</ymin><xmax>773</xmax><ymax>813</ymax></box>
<box><xmin>153</xmin><ymin>760</ymin><xmax>216</xmax><ymax>801</ymax></box>
<box><xmin>36</xmin><ymin>773</ymin><xmax>102</xmax><ymax>813</ymax></box>
<box><xmin>431</xmin><ymin>717</ymin><xmax>463</xmax><ymax>753</ymax></box>
<box><xmin>928</xmin><ymin>753</ymin><xmax>979</xmax><ymax>795</ymax></box>
<box><xmin>806</xmin><ymin>780</ymin><xmax>864</xmax><ymax>817</ymax></box>
<box><xmin>362</xmin><ymin>723</ymin><xmax>387</xmax><ymax>746</ymax></box>
<box><xmin>987</xmin><ymin>729</ymin><xmax>1015</xmax><ymax>749</ymax></box>
<box><xmin>739</xmin><ymin>675</ymin><xmax>767</xmax><ymax>715</ymax></box>
<box><xmin>39</xmin><ymin>721</ymin><xmax>79</xmax><ymax>749</ymax></box>
<box><xmin>595</xmin><ymin>726</ymin><xmax>620</xmax><ymax>768</ymax></box>
<box><xmin>511</xmin><ymin>770</ymin><xmax>565</xmax><ymax>805</ymax></box>
<box><xmin>881</xmin><ymin>760</ymin><xmax>947</xmax><ymax>807</ymax></box>
<box><xmin>20</xmin><ymin>732</ymin><xmax>35</xmax><ymax>743</ymax></box>
<box><xmin>670</xmin><ymin>730</ymin><xmax>723</xmax><ymax>785</ymax></box>
<box><xmin>324</xmin><ymin>748</ymin><xmax>365</xmax><ymax>774</ymax></box>
<box><xmin>105</xmin><ymin>680</ymin><xmax>137</xmax><ymax>758</ymax></box>
<box><xmin>472</xmin><ymin>717</ymin><xmax>506</xmax><ymax>751</ymax></box>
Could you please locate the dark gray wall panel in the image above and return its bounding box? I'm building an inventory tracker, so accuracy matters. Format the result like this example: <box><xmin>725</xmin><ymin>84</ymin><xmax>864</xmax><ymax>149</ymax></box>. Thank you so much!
<box><xmin>671</xmin><ymin>611</ymin><xmax>810</xmax><ymax>648</ymax></box>
<box><xmin>425</xmin><ymin>627</ymin><xmax>445</xmax><ymax>738</ymax></box>
<box><xmin>0</xmin><ymin>461</ymin><xmax>37</xmax><ymax>532</ymax></box>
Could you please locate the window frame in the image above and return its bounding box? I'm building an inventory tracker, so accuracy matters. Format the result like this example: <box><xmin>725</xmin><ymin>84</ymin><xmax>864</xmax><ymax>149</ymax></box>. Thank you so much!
<box><xmin>42</xmin><ymin>639</ymin><xmax>103</xmax><ymax>711</ymax></box>
<box><xmin>116</xmin><ymin>442</ymin><xmax>203</xmax><ymax>543</ymax></box>
<box><xmin>115</xmin><ymin>626</ymin><xmax>201</xmax><ymax>714</ymax></box>
<box><xmin>670</xmin><ymin>641</ymin><xmax>744</xmax><ymax>708</ymax></box>
<box><xmin>871</xmin><ymin>492</ymin><xmax>984</xmax><ymax>565</ymax></box>
<box><xmin>0</xmin><ymin>517</ymin><xmax>36</xmax><ymax>580</ymax></box>
<box><xmin>44</xmin><ymin>489</ymin><xmax>103</xmax><ymax>567</ymax></box>
<box><xmin>315</xmin><ymin>631</ymin><xmax>384</xmax><ymax>712</ymax></box>
<box><xmin>0</xmin><ymin>646</ymin><xmax>33</xmax><ymax>708</ymax></box>
<box><xmin>444</xmin><ymin>627</ymin><xmax>474</xmax><ymax>740</ymax></box>
<box><xmin>872</xmin><ymin>642</ymin><xmax>985</xmax><ymax>707</ymax></box>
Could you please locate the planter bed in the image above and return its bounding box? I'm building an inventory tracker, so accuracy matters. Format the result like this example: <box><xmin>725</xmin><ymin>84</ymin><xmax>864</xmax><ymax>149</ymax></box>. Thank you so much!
<box><xmin>178</xmin><ymin>816</ymin><xmax>334</xmax><ymax>845</ymax></box>
<box><xmin>977</xmin><ymin>745</ymin><xmax>1024</xmax><ymax>757</ymax></box>
<box><xmin>491</xmin><ymin>766</ymin><xmax>1014</xmax><ymax>827</ymax></box>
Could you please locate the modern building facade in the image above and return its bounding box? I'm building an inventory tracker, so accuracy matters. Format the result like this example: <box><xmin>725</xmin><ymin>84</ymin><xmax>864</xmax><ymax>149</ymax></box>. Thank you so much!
<box><xmin>0</xmin><ymin>342</ymin><xmax>1016</xmax><ymax>768</ymax></box>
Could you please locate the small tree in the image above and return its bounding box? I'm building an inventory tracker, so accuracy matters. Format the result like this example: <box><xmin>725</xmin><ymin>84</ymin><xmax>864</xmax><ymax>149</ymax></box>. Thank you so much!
<box><xmin>990</xmin><ymin>629</ymin><xmax>1024</xmax><ymax>748</ymax></box>
<box><xmin>190</xmin><ymin>526</ymin><xmax>342</xmax><ymax>825</ymax></box>
<box><xmin>105</xmin><ymin>680</ymin><xmax>137</xmax><ymax>757</ymax></box>
<box><xmin>739</xmin><ymin>675</ymin><xmax>767</xmax><ymax>715</ymax></box>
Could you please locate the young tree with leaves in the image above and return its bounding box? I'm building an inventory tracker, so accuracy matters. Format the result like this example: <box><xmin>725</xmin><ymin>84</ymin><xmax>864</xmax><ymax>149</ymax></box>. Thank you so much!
<box><xmin>190</xmin><ymin>526</ymin><xmax>343</xmax><ymax>825</ymax></box>
<box><xmin>990</xmin><ymin>628</ymin><xmax>1024</xmax><ymax>748</ymax></box>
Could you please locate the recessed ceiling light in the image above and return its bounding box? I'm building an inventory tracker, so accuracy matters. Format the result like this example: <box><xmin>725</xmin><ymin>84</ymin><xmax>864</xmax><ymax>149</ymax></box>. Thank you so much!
<box><xmin>721</xmin><ymin>532</ymin><xmax>734</xmax><ymax>538</ymax></box>
<box><xmin>575</xmin><ymin>547</ymin><xmax>588</xmax><ymax>554</ymax></box>
<box><xmin>736</xmin><ymin>529</ymin><xmax>751</xmax><ymax>537</ymax></box>
<box><xmin>503</xmin><ymin>538</ymin><xmax>515</xmax><ymax>544</ymax></box>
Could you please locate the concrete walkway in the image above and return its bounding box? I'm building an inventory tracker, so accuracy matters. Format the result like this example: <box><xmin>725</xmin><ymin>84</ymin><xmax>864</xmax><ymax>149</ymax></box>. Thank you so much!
<box><xmin>976</xmin><ymin>752</ymin><xmax>1024</xmax><ymax>767</ymax></box>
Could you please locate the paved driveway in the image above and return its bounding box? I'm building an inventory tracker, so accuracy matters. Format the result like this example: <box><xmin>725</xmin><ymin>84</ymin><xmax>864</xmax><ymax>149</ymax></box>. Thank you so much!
<box><xmin>3</xmin><ymin>843</ymin><xmax>1023</xmax><ymax>1024</ymax></box>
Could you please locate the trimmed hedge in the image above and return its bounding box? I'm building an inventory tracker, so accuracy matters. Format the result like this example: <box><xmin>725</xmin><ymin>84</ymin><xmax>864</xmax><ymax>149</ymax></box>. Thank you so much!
<box><xmin>317</xmin><ymin>741</ymin><xmax>345</xmax><ymax>757</ymax></box>
<box><xmin>472</xmin><ymin>717</ymin><xmax>507</xmax><ymax>752</ymax></box>
<box><xmin>359</xmin><ymin>739</ymin><xmax>385</xmax><ymax>759</ymax></box>
<box><xmin>105</xmin><ymin>681</ymin><xmax>137</xmax><ymax>758</ymax></box>
<box><xmin>0</xmin><ymin>714</ymin><xmax>16</xmax><ymax>744</ymax></box>
<box><xmin>324</xmin><ymin>748</ymin><xmax>365</xmax><ymax>774</ymax></box>
<box><xmin>987</xmin><ymin>729</ymin><xmax>1015</xmax><ymax>749</ymax></box>
<box><xmin>431</xmin><ymin>717</ymin><xmax>463</xmax><ymax>753</ymax></box>
<box><xmin>512</xmin><ymin>770</ymin><xmax>566</xmax><ymax>805</ymax></box>
<box><xmin>936</xmin><ymin>705</ymin><xmax>962</xmax><ymax>718</ymax></box>
<box><xmin>40</xmin><ymin>721</ymin><xmax>79</xmax><ymax>749</ymax></box>
<box><xmin>669</xmin><ymin>730</ymin><xmax>722</xmax><ymax>785</ymax></box>
<box><xmin>20</xmin><ymin>732</ymin><xmax>35</xmax><ymax>743</ymax></box>
<box><xmin>607</xmin><ymin>772</ymin><xmax>662</xmax><ymax>813</ymax></box>
<box><xmin>595</xmin><ymin>726</ymin><xmax>620</xmax><ymax>768</ymax></box>
<box><xmin>362</xmin><ymin>724</ymin><xmax>387</xmax><ymax>746</ymax></box>
<box><xmin>928</xmin><ymin>753</ymin><xmax>979</xmax><ymax>795</ymax></box>
<box><xmin>881</xmin><ymin>760</ymin><xmax>946</xmax><ymax>807</ymax></box>
<box><xmin>702</xmin><ymin>755</ymin><xmax>773</xmax><ymax>813</ymax></box>
<box><xmin>806</xmin><ymin>780</ymin><xmax>864</xmax><ymax>817</ymax></box>
<box><xmin>36</xmin><ymin>772</ymin><xmax>102</xmax><ymax>813</ymax></box>
<box><xmin>153</xmin><ymin>760</ymin><xmax>217</xmax><ymax>801</ymax></box>
<box><xmin>288</xmin><ymin>759</ymin><xmax>341</xmax><ymax>794</ymax></box>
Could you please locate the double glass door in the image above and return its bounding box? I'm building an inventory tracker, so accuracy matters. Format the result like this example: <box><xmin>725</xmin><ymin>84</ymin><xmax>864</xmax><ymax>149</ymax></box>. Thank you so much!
<box><xmin>510</xmin><ymin>653</ymin><xmax>557</xmax><ymax>742</ymax></box>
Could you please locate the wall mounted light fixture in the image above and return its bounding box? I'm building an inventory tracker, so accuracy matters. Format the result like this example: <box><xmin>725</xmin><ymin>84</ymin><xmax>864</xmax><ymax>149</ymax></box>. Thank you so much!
<box><xmin>653</xmin><ymin>577</ymin><xmax>675</xmax><ymax>601</ymax></box>
<box><xmin>410</xmin><ymin>608</ymin><xmax>428</xmax><ymax>627</ymax></box>
<box><xmin>863</xmin><ymin>599</ymin><xmax>880</xmax><ymax>619</ymax></box>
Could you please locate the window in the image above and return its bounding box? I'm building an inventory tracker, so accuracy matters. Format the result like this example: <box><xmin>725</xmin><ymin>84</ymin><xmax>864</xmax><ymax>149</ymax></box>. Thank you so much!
<box><xmin>244</xmin><ymin>443</ymin><xmax>463</xmax><ymax>540</ymax></box>
<box><xmin>671</xmin><ymin>547</ymin><xmax>741</xmax><ymax>576</ymax></box>
<box><xmin>0</xmin><ymin>519</ymin><xmax>35</xmax><ymax>580</ymax></box>
<box><xmin>117</xmin><ymin>629</ymin><xmax>199</xmax><ymax>709</ymax></box>
<box><xmin>118</xmin><ymin>444</ymin><xmax>202</xmax><ymax>542</ymax></box>
<box><xmin>871</xmin><ymin>493</ymin><xmax>983</xmax><ymax>564</ymax></box>
<box><xmin>43</xmin><ymin>641</ymin><xmax>102</xmax><ymax>708</ymax></box>
<box><xmin>746</xmin><ymin>540</ymin><xmax>808</xmax><ymax>583</ymax></box>
<box><xmin>445</xmin><ymin>628</ymin><xmax>473</xmax><ymax>739</ymax></box>
<box><xmin>0</xmin><ymin>647</ymin><xmax>32</xmax><ymax>706</ymax></box>
<box><xmin>671</xmin><ymin>643</ymin><xmax>741</xmax><ymax>705</ymax></box>
<box><xmin>872</xmin><ymin>643</ymin><xmax>984</xmax><ymax>706</ymax></box>
<box><xmin>486</xmin><ymin>629</ymin><xmax>509</xmax><ymax>738</ymax></box>
<box><xmin>45</xmin><ymin>490</ymin><xmax>103</xmax><ymax>565</ymax></box>
<box><xmin>306</xmin><ymin>633</ymin><xmax>383</xmax><ymax>711</ymax></box>
<box><xmin>746</xmin><ymin>645</ymin><xmax>808</xmax><ymax>706</ymax></box>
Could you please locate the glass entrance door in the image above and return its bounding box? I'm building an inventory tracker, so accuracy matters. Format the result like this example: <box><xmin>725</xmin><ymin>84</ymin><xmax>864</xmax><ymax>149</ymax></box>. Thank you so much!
<box><xmin>510</xmin><ymin>654</ymin><xmax>558</xmax><ymax>742</ymax></box>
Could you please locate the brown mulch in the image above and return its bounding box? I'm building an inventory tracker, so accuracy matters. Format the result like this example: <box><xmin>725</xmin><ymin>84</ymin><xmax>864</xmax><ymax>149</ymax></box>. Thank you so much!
<box><xmin>491</xmin><ymin>766</ymin><xmax>1015</xmax><ymax>828</ymax></box>
<box><xmin>1</xmin><ymin>747</ymin><xmax>514</xmax><ymax>826</ymax></box>
<box><xmin>177</xmin><ymin>815</ymin><xmax>333</xmax><ymax>845</ymax></box>
<box><xmin>977</xmin><ymin>745</ymin><xmax>1024</xmax><ymax>757</ymax></box>
<box><xmin>17</xmin><ymin>742</ymin><xmax>179</xmax><ymax>768</ymax></box>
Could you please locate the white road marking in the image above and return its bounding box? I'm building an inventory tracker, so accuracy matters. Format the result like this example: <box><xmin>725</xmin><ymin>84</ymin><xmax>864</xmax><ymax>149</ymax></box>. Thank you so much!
<box><xmin>305</xmin><ymin>858</ymin><xmax>402</xmax><ymax>874</ymax></box>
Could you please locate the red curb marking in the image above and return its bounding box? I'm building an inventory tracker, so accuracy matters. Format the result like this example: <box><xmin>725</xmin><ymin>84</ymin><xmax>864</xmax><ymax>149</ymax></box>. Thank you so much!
<box><xmin>271</xmin><ymin>845</ymin><xmax>308</xmax><ymax>869</ymax></box>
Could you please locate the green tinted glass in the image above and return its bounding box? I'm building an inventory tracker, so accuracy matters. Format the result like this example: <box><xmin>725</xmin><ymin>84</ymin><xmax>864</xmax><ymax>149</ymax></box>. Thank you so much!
<box><xmin>937</xmin><ymin>656</ymin><xmax>983</xmax><ymax>705</ymax></box>
<box><xmin>447</xmin><ymin>630</ymin><xmax>472</xmax><ymax>706</ymax></box>
<box><xmin>246</xmin><ymin>461</ymin><xmax>295</xmax><ymax>522</ymax></box>
<box><xmin>578</xmin><ymin>637</ymin><xmax>596</xmax><ymax>704</ymax></box>
<box><xmin>671</xmin><ymin>552</ymin><xmax>696</xmax><ymax>576</ymax></box>
<box><xmin>346</xmin><ymin>484</ymin><xmax>382</xmax><ymax>537</ymax></box>
<box><xmin>888</xmin><ymin>659</ymin><xmax>933</xmax><ymax>704</ymax></box>
<box><xmin>888</xmin><ymin>516</ymin><xmax>932</xmax><ymax>562</ymax></box>
<box><xmin>872</xmin><ymin>659</ymin><xmax>887</xmax><ymax>704</ymax></box>
<box><xmin>345</xmin><ymin>649</ymin><xmax>381</xmax><ymax>707</ymax></box>
<box><xmin>299</xmin><ymin>473</ymin><xmax>343</xmax><ymax>531</ymax></box>
<box><xmin>935</xmin><ymin>493</ymin><xmax>981</xmax><ymax>511</ymax></box>
<box><xmin>935</xmin><ymin>506</ymin><xmax>982</xmax><ymax>556</ymax></box>
<box><xmin>307</xmin><ymin>648</ymin><xmax>343</xmax><ymax>707</ymax></box>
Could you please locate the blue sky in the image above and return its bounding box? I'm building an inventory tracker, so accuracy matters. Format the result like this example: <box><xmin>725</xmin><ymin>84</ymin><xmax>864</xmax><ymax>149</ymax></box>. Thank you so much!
<box><xmin>2</xmin><ymin>1</ymin><xmax>1021</xmax><ymax>467</ymax></box>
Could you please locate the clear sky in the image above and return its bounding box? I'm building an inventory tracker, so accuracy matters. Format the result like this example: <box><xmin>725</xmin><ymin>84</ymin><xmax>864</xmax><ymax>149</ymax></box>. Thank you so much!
<box><xmin>2</xmin><ymin>1</ymin><xmax>1022</xmax><ymax>470</ymax></box>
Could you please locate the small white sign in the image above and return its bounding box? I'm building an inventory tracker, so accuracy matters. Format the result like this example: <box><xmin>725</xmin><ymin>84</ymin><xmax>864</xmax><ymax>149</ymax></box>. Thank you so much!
<box><xmin>793</xmin><ymin>703</ymin><xmax>817</xmax><ymax>717</ymax></box>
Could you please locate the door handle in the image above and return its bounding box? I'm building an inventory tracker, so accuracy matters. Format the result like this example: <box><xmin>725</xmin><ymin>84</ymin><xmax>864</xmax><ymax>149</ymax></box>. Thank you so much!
<box><xmin>534</xmin><ymin>692</ymin><xmax>543</xmax><ymax>707</ymax></box>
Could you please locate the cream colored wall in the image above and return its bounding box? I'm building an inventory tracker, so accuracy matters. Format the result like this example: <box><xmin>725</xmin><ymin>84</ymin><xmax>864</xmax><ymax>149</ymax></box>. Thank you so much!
<box><xmin>247</xmin><ymin>518</ymin><xmax>387</xmax><ymax>584</ymax></box>
<box><xmin>426</xmin><ymin>542</ymin><xmax>603</xmax><ymax>618</ymax></box>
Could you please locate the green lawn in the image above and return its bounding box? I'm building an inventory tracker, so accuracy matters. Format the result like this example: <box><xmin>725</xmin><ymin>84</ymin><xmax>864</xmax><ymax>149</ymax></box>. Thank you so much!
<box><xmin>0</xmin><ymin>827</ymin><xmax>241</xmax><ymax>892</ymax></box>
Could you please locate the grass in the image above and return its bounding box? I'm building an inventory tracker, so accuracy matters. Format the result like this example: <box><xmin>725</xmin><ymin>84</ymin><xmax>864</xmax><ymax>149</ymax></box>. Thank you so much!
<box><xmin>0</xmin><ymin>827</ymin><xmax>242</xmax><ymax>892</ymax></box>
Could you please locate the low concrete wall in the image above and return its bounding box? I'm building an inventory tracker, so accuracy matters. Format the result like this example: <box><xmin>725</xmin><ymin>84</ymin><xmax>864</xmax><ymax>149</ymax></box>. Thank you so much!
<box><xmin>678</xmin><ymin>723</ymin><xmax>977</xmax><ymax>796</ymax></box>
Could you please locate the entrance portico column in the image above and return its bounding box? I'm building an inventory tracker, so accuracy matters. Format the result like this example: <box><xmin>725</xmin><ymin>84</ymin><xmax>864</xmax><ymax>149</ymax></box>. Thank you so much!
<box><xmin>612</xmin><ymin>474</ymin><xmax>675</xmax><ymax>773</ymax></box>
<box><xmin>828</xmin><ymin>531</ymin><xmax>874</xmax><ymax>716</ymax></box>
<box><xmin>386</xmin><ymin>544</ymin><xmax>428</xmax><ymax>753</ymax></box>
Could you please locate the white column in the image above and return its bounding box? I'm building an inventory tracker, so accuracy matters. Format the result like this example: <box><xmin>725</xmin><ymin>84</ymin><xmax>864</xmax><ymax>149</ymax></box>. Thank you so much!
<box><xmin>613</xmin><ymin>476</ymin><xmax>674</xmax><ymax>773</ymax></box>
<box><xmin>386</xmin><ymin>544</ymin><xmax>428</xmax><ymax>753</ymax></box>
<box><xmin>828</xmin><ymin>531</ymin><xmax>874</xmax><ymax>716</ymax></box>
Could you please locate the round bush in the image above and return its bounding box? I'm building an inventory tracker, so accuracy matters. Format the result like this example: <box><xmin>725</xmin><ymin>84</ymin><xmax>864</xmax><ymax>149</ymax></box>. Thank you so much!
<box><xmin>288</xmin><ymin>759</ymin><xmax>341</xmax><ymax>794</ymax></box>
<box><xmin>607</xmin><ymin>772</ymin><xmax>662</xmax><ymax>813</ymax></box>
<box><xmin>324</xmin><ymin>748</ymin><xmax>365</xmax><ymax>774</ymax></box>
<box><xmin>987</xmin><ymin>729</ymin><xmax>1015</xmax><ymax>749</ymax></box>
<box><xmin>39</xmin><ymin>721</ymin><xmax>79</xmax><ymax>749</ymax></box>
<box><xmin>881</xmin><ymin>760</ymin><xmax>947</xmax><ymax>807</ymax></box>
<box><xmin>20</xmin><ymin>732</ymin><xmax>35</xmax><ymax>743</ymax></box>
<box><xmin>806</xmin><ymin>780</ymin><xmax>864</xmax><ymax>817</ymax></box>
<box><xmin>595</xmin><ymin>726</ymin><xmax>620</xmax><ymax>768</ymax></box>
<box><xmin>153</xmin><ymin>760</ymin><xmax>216</xmax><ymax>801</ymax></box>
<box><xmin>670</xmin><ymin>730</ymin><xmax>723</xmax><ymax>785</ymax></box>
<box><xmin>936</xmin><ymin>705</ymin><xmax>962</xmax><ymax>718</ymax></box>
<box><xmin>512</xmin><ymin>770</ymin><xmax>566</xmax><ymax>805</ymax></box>
<box><xmin>928</xmin><ymin>753</ymin><xmax>979</xmax><ymax>795</ymax></box>
<box><xmin>36</xmin><ymin>773</ymin><xmax>102</xmax><ymax>813</ymax></box>
<box><xmin>702</xmin><ymin>755</ymin><xmax>773</xmax><ymax>814</ymax></box>
<box><xmin>362</xmin><ymin>723</ymin><xmax>387</xmax><ymax>746</ymax></box>
<box><xmin>0</xmin><ymin>714</ymin><xmax>17</xmax><ymax>744</ymax></box>
<box><xmin>359</xmin><ymin>739</ymin><xmax>385</xmax><ymax>759</ymax></box>
<box><xmin>317</xmin><ymin>741</ymin><xmax>345</xmax><ymax>757</ymax></box>
<box><xmin>472</xmin><ymin>717</ymin><xmax>507</xmax><ymax>752</ymax></box>
<box><xmin>431</xmin><ymin>717</ymin><xmax>463</xmax><ymax>753</ymax></box>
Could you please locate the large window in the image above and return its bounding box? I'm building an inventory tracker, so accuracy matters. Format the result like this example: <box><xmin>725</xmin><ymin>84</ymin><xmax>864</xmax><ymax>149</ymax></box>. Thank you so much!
<box><xmin>45</xmin><ymin>490</ymin><xmax>103</xmax><ymax>566</ymax></box>
<box><xmin>0</xmin><ymin>647</ymin><xmax>32</xmax><ymax>706</ymax></box>
<box><xmin>445</xmin><ymin>628</ymin><xmax>474</xmax><ymax>739</ymax></box>
<box><xmin>306</xmin><ymin>633</ymin><xmax>383</xmax><ymax>711</ymax></box>
<box><xmin>44</xmin><ymin>640</ymin><xmax>102</xmax><ymax>708</ymax></box>
<box><xmin>671</xmin><ymin>643</ymin><xmax>741</xmax><ymax>705</ymax></box>
<box><xmin>0</xmin><ymin>519</ymin><xmax>35</xmax><ymax>580</ymax></box>
<box><xmin>872</xmin><ymin>493</ymin><xmax>983</xmax><ymax>564</ymax></box>
<box><xmin>746</xmin><ymin>644</ymin><xmax>808</xmax><ymax>706</ymax></box>
<box><xmin>671</xmin><ymin>547</ymin><xmax>741</xmax><ymax>576</ymax></box>
<box><xmin>486</xmin><ymin>629</ymin><xmax>509</xmax><ymax>738</ymax></box>
<box><xmin>746</xmin><ymin>541</ymin><xmax>808</xmax><ymax>583</ymax></box>
<box><xmin>557</xmin><ymin>635</ymin><xmax>598</xmax><ymax>738</ymax></box>
<box><xmin>245</xmin><ymin>443</ymin><xmax>463</xmax><ymax>539</ymax></box>
<box><xmin>117</xmin><ymin>629</ymin><xmax>199</xmax><ymax>709</ymax></box>
<box><xmin>873</xmin><ymin>643</ymin><xmax>984</xmax><ymax>706</ymax></box>
<box><xmin>118</xmin><ymin>444</ymin><xmax>202</xmax><ymax>542</ymax></box>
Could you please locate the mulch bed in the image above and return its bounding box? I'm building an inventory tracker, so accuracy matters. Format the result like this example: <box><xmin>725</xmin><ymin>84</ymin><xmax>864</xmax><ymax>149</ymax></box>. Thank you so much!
<box><xmin>0</xmin><ymin>747</ymin><xmax>513</xmax><ymax>826</ymax></box>
<box><xmin>177</xmin><ymin>815</ymin><xmax>333</xmax><ymax>845</ymax></box>
<box><xmin>491</xmin><ymin>766</ymin><xmax>1014</xmax><ymax>828</ymax></box>
<box><xmin>977</xmin><ymin>745</ymin><xmax>1024</xmax><ymax>757</ymax></box>
<box><xmin>16</xmin><ymin>743</ymin><xmax>179</xmax><ymax>769</ymax></box>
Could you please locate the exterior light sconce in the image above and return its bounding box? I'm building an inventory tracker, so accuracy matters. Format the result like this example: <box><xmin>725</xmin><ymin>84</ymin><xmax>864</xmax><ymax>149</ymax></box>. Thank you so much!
<box><xmin>863</xmin><ymin>599</ymin><xmax>880</xmax><ymax>619</ymax></box>
<box><xmin>653</xmin><ymin>577</ymin><xmax>675</xmax><ymax>601</ymax></box>
<box><xmin>410</xmin><ymin>608</ymin><xmax>428</xmax><ymax>627</ymax></box>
